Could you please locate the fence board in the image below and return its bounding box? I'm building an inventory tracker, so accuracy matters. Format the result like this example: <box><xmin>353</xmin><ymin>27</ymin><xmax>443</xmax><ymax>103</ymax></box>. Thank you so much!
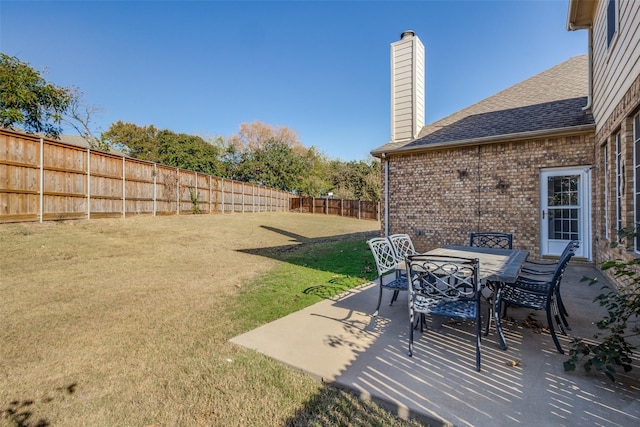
<box><xmin>123</xmin><ymin>158</ymin><xmax>154</xmax><ymax>214</ymax></box>
<box><xmin>0</xmin><ymin>132</ymin><xmax>41</xmax><ymax>219</ymax></box>
<box><xmin>289</xmin><ymin>197</ymin><xmax>379</xmax><ymax>221</ymax></box>
<box><xmin>2</xmin><ymin>129</ymin><xmax>356</xmax><ymax>223</ymax></box>
<box><xmin>90</xmin><ymin>151</ymin><xmax>123</xmax><ymax>216</ymax></box>
<box><xmin>42</xmin><ymin>139</ymin><xmax>87</xmax><ymax>218</ymax></box>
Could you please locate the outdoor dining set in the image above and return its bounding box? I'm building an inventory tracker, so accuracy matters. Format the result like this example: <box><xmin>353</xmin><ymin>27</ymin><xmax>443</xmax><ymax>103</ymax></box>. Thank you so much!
<box><xmin>367</xmin><ymin>232</ymin><xmax>579</xmax><ymax>371</ymax></box>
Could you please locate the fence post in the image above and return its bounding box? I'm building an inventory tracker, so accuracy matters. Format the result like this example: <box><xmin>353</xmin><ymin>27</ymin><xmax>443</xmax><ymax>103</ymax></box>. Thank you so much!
<box><xmin>377</xmin><ymin>202</ymin><xmax>381</xmax><ymax>221</ymax></box>
<box><xmin>242</xmin><ymin>182</ymin><xmax>245</xmax><ymax>213</ymax></box>
<box><xmin>358</xmin><ymin>200</ymin><xmax>361</xmax><ymax>220</ymax></box>
<box><xmin>325</xmin><ymin>196</ymin><xmax>328</xmax><ymax>215</ymax></box>
<box><xmin>39</xmin><ymin>138</ymin><xmax>44</xmax><ymax>223</ymax></box>
<box><xmin>176</xmin><ymin>168</ymin><xmax>180</xmax><ymax>215</ymax></box>
<box><xmin>122</xmin><ymin>157</ymin><xmax>126</xmax><ymax>218</ymax></box>
<box><xmin>87</xmin><ymin>148</ymin><xmax>91</xmax><ymax>220</ymax></box>
<box><xmin>195</xmin><ymin>172</ymin><xmax>198</xmax><ymax>214</ymax></box>
<box><xmin>153</xmin><ymin>164</ymin><xmax>157</xmax><ymax>216</ymax></box>
<box><xmin>340</xmin><ymin>199</ymin><xmax>343</xmax><ymax>217</ymax></box>
<box><xmin>231</xmin><ymin>180</ymin><xmax>235</xmax><ymax>212</ymax></box>
<box><xmin>209</xmin><ymin>175</ymin><xmax>212</xmax><ymax>214</ymax></box>
<box><xmin>220</xmin><ymin>178</ymin><xmax>224</xmax><ymax>213</ymax></box>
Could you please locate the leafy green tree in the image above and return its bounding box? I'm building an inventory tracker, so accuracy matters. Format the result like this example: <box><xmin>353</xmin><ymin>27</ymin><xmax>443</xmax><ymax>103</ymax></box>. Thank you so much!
<box><xmin>362</xmin><ymin>157</ymin><xmax>382</xmax><ymax>202</ymax></box>
<box><xmin>328</xmin><ymin>158</ymin><xmax>381</xmax><ymax>201</ymax></box>
<box><xmin>102</xmin><ymin>121</ymin><xmax>162</xmax><ymax>160</ymax></box>
<box><xmin>157</xmin><ymin>130</ymin><xmax>223</xmax><ymax>175</ymax></box>
<box><xmin>298</xmin><ymin>147</ymin><xmax>333</xmax><ymax>197</ymax></box>
<box><xmin>235</xmin><ymin>138</ymin><xmax>306</xmax><ymax>192</ymax></box>
<box><xmin>0</xmin><ymin>53</ymin><xmax>72</xmax><ymax>137</ymax></box>
<box><xmin>102</xmin><ymin>119</ymin><xmax>380</xmax><ymax>200</ymax></box>
<box><xmin>217</xmin><ymin>138</ymin><xmax>245</xmax><ymax>180</ymax></box>
<box><xmin>102</xmin><ymin>122</ymin><xmax>224</xmax><ymax>175</ymax></box>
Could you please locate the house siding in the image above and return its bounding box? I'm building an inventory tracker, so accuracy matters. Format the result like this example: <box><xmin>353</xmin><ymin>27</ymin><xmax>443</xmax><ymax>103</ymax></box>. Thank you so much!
<box><xmin>390</xmin><ymin>33</ymin><xmax>425</xmax><ymax>142</ymax></box>
<box><xmin>591</xmin><ymin>0</ymin><xmax>640</xmax><ymax>133</ymax></box>
<box><xmin>586</xmin><ymin>0</ymin><xmax>640</xmax><ymax>288</ymax></box>
<box><xmin>383</xmin><ymin>134</ymin><xmax>594</xmax><ymax>258</ymax></box>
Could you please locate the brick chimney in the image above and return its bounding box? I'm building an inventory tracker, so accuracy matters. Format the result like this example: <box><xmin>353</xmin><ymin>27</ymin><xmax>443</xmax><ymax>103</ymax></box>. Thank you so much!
<box><xmin>390</xmin><ymin>30</ymin><xmax>425</xmax><ymax>143</ymax></box>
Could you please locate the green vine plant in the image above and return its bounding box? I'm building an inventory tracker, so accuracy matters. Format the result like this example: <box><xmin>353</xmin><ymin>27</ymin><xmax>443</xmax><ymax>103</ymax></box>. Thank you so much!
<box><xmin>188</xmin><ymin>185</ymin><xmax>200</xmax><ymax>214</ymax></box>
<box><xmin>564</xmin><ymin>230</ymin><xmax>640</xmax><ymax>381</ymax></box>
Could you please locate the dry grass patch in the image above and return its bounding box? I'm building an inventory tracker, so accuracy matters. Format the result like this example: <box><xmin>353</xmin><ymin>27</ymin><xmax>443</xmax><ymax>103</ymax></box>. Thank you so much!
<box><xmin>1</xmin><ymin>213</ymin><xmax>423</xmax><ymax>426</ymax></box>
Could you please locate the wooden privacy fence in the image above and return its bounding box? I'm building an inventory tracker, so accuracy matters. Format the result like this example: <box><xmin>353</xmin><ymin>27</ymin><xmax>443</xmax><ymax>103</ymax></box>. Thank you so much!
<box><xmin>290</xmin><ymin>197</ymin><xmax>380</xmax><ymax>221</ymax></box>
<box><xmin>0</xmin><ymin>129</ymin><xmax>294</xmax><ymax>223</ymax></box>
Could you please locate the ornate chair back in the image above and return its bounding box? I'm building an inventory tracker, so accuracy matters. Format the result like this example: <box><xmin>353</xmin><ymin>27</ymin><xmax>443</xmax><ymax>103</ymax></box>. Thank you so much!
<box><xmin>388</xmin><ymin>233</ymin><xmax>418</xmax><ymax>263</ymax></box>
<box><xmin>367</xmin><ymin>237</ymin><xmax>408</xmax><ymax>316</ymax></box>
<box><xmin>469</xmin><ymin>232</ymin><xmax>513</xmax><ymax>249</ymax></box>
<box><xmin>405</xmin><ymin>254</ymin><xmax>482</xmax><ymax>371</ymax></box>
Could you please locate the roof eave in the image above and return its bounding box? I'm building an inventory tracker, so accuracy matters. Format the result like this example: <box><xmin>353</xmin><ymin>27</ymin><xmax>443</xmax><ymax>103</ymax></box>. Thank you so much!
<box><xmin>567</xmin><ymin>0</ymin><xmax>595</xmax><ymax>30</ymax></box>
<box><xmin>370</xmin><ymin>124</ymin><xmax>595</xmax><ymax>157</ymax></box>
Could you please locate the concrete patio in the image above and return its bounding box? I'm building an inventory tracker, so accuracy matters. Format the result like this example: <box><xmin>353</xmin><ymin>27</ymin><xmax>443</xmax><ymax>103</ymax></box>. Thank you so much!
<box><xmin>230</xmin><ymin>264</ymin><xmax>640</xmax><ymax>426</ymax></box>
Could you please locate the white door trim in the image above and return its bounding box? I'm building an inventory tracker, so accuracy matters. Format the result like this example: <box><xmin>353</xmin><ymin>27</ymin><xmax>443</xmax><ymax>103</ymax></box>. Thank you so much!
<box><xmin>540</xmin><ymin>166</ymin><xmax>592</xmax><ymax>260</ymax></box>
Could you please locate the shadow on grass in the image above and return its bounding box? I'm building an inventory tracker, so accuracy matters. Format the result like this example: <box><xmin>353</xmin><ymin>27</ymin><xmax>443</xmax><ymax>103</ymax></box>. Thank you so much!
<box><xmin>283</xmin><ymin>384</ymin><xmax>425</xmax><ymax>427</ymax></box>
<box><xmin>0</xmin><ymin>383</ymin><xmax>77</xmax><ymax>427</ymax></box>
<box><xmin>247</xmin><ymin>225</ymin><xmax>377</xmax><ymax>253</ymax></box>
<box><xmin>232</xmin><ymin>227</ymin><xmax>429</xmax><ymax>426</ymax></box>
<box><xmin>238</xmin><ymin>226</ymin><xmax>379</xmax><ymax>297</ymax></box>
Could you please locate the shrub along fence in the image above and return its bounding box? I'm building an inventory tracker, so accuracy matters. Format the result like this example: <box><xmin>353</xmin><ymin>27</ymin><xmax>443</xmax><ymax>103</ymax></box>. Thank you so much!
<box><xmin>0</xmin><ymin>129</ymin><xmax>293</xmax><ymax>223</ymax></box>
<box><xmin>290</xmin><ymin>197</ymin><xmax>380</xmax><ymax>221</ymax></box>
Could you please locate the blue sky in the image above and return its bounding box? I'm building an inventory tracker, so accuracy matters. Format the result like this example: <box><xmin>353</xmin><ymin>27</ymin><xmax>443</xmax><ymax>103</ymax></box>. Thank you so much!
<box><xmin>1</xmin><ymin>0</ymin><xmax>587</xmax><ymax>161</ymax></box>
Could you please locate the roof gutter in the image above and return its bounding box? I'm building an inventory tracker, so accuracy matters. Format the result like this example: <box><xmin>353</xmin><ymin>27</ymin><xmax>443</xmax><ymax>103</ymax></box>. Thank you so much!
<box><xmin>582</xmin><ymin>26</ymin><xmax>593</xmax><ymax>112</ymax></box>
<box><xmin>566</xmin><ymin>0</ymin><xmax>594</xmax><ymax>31</ymax></box>
<box><xmin>566</xmin><ymin>0</ymin><xmax>593</xmax><ymax>112</ymax></box>
<box><xmin>371</xmin><ymin>124</ymin><xmax>596</xmax><ymax>157</ymax></box>
<box><xmin>382</xmin><ymin>153</ymin><xmax>389</xmax><ymax>237</ymax></box>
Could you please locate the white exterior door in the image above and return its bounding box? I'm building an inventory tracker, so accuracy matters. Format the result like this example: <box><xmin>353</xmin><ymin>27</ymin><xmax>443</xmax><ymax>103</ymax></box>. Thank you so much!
<box><xmin>540</xmin><ymin>167</ymin><xmax>591</xmax><ymax>260</ymax></box>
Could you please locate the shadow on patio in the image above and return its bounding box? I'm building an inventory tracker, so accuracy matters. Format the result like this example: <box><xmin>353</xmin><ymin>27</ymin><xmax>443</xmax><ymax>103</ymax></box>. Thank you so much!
<box><xmin>231</xmin><ymin>263</ymin><xmax>640</xmax><ymax>426</ymax></box>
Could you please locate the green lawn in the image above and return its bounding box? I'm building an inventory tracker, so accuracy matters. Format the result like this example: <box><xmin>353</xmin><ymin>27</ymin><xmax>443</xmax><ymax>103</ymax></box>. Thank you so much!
<box><xmin>0</xmin><ymin>213</ymin><xmax>426</xmax><ymax>426</ymax></box>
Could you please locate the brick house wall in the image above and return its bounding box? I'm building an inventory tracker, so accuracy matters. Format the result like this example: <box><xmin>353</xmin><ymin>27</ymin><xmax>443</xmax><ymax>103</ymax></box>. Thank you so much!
<box><xmin>593</xmin><ymin>72</ymin><xmax>640</xmax><ymax>272</ymax></box>
<box><xmin>383</xmin><ymin>133</ymin><xmax>594</xmax><ymax>258</ymax></box>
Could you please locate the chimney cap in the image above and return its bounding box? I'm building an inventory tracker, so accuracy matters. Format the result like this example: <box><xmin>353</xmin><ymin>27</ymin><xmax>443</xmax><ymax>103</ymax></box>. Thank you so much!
<box><xmin>400</xmin><ymin>30</ymin><xmax>415</xmax><ymax>39</ymax></box>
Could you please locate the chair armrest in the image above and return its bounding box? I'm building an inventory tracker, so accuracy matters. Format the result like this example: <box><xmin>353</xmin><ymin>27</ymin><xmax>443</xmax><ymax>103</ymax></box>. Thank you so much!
<box><xmin>515</xmin><ymin>275</ymin><xmax>552</xmax><ymax>285</ymax></box>
<box><xmin>520</xmin><ymin>266</ymin><xmax>554</xmax><ymax>276</ymax></box>
<box><xmin>524</xmin><ymin>259</ymin><xmax>557</xmax><ymax>266</ymax></box>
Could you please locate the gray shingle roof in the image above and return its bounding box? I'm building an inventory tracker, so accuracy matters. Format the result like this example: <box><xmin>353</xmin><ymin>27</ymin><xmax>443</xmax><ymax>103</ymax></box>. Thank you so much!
<box><xmin>372</xmin><ymin>54</ymin><xmax>594</xmax><ymax>154</ymax></box>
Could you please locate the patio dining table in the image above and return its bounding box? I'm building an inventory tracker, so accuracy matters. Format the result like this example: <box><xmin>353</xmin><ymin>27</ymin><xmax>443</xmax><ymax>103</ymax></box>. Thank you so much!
<box><xmin>425</xmin><ymin>245</ymin><xmax>529</xmax><ymax>285</ymax></box>
<box><xmin>424</xmin><ymin>245</ymin><xmax>529</xmax><ymax>349</ymax></box>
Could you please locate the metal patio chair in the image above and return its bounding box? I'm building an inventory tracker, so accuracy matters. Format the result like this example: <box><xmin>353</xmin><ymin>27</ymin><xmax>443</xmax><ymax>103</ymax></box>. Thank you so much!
<box><xmin>519</xmin><ymin>240</ymin><xmax>580</xmax><ymax>329</ymax></box>
<box><xmin>495</xmin><ymin>246</ymin><xmax>575</xmax><ymax>354</ymax></box>
<box><xmin>469</xmin><ymin>232</ymin><xmax>513</xmax><ymax>249</ymax></box>
<box><xmin>405</xmin><ymin>254</ymin><xmax>482</xmax><ymax>371</ymax></box>
<box><xmin>469</xmin><ymin>232</ymin><xmax>513</xmax><ymax>336</ymax></box>
<box><xmin>387</xmin><ymin>233</ymin><xmax>419</xmax><ymax>304</ymax></box>
<box><xmin>367</xmin><ymin>237</ymin><xmax>408</xmax><ymax>316</ymax></box>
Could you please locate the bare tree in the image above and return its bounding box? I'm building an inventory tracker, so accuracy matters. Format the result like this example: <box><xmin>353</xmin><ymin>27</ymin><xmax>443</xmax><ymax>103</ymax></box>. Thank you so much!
<box><xmin>227</xmin><ymin>121</ymin><xmax>307</xmax><ymax>154</ymax></box>
<box><xmin>62</xmin><ymin>87</ymin><xmax>109</xmax><ymax>150</ymax></box>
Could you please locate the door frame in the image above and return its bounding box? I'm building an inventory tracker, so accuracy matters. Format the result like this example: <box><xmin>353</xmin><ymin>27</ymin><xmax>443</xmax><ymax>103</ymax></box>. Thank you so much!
<box><xmin>539</xmin><ymin>166</ymin><xmax>592</xmax><ymax>261</ymax></box>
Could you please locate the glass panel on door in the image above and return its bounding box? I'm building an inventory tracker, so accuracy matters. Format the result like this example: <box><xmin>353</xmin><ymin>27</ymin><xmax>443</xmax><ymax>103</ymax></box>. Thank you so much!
<box><xmin>547</xmin><ymin>175</ymin><xmax>580</xmax><ymax>241</ymax></box>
